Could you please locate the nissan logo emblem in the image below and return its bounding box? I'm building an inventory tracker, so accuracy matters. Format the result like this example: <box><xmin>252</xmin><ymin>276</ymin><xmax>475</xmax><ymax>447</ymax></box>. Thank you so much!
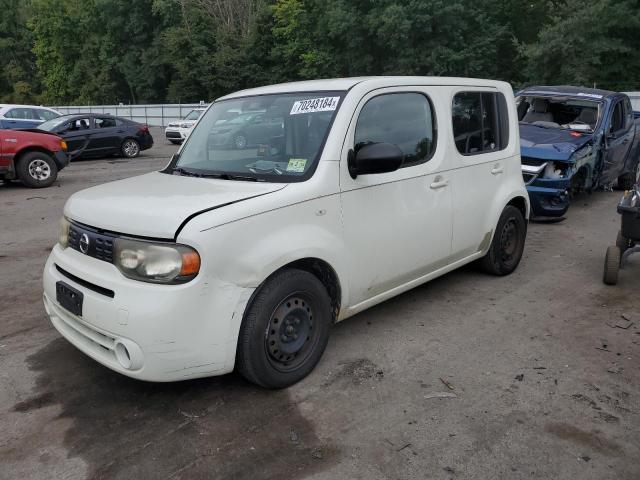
<box><xmin>79</xmin><ymin>233</ymin><xmax>90</xmax><ymax>254</ymax></box>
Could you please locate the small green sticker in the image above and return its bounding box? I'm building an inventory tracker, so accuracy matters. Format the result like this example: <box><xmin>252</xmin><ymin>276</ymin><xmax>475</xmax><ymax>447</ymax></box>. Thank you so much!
<box><xmin>286</xmin><ymin>158</ymin><xmax>307</xmax><ymax>173</ymax></box>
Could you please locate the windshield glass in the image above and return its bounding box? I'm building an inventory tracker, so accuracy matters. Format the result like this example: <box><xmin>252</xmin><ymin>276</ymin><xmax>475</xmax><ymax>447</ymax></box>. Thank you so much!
<box><xmin>38</xmin><ymin>116</ymin><xmax>72</xmax><ymax>131</ymax></box>
<box><xmin>172</xmin><ymin>91</ymin><xmax>344</xmax><ymax>182</ymax></box>
<box><xmin>184</xmin><ymin>109</ymin><xmax>203</xmax><ymax>121</ymax></box>
<box><xmin>517</xmin><ymin>95</ymin><xmax>601</xmax><ymax>132</ymax></box>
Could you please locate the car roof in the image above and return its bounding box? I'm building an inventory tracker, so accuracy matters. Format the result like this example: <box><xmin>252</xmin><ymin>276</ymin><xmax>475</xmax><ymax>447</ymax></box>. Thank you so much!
<box><xmin>0</xmin><ymin>104</ymin><xmax>59</xmax><ymax>111</ymax></box>
<box><xmin>217</xmin><ymin>76</ymin><xmax>511</xmax><ymax>100</ymax></box>
<box><xmin>517</xmin><ymin>85</ymin><xmax>617</xmax><ymax>100</ymax></box>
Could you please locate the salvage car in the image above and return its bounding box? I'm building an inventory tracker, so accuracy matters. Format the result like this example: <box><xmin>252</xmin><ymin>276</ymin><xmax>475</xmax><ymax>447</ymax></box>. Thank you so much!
<box><xmin>0</xmin><ymin>104</ymin><xmax>61</xmax><ymax>129</ymax></box>
<box><xmin>43</xmin><ymin>77</ymin><xmax>529</xmax><ymax>388</ymax></box>
<box><xmin>165</xmin><ymin>108</ymin><xmax>206</xmax><ymax>145</ymax></box>
<box><xmin>517</xmin><ymin>86</ymin><xmax>640</xmax><ymax>218</ymax></box>
<box><xmin>37</xmin><ymin>114</ymin><xmax>153</xmax><ymax>159</ymax></box>
<box><xmin>0</xmin><ymin>128</ymin><xmax>68</xmax><ymax>187</ymax></box>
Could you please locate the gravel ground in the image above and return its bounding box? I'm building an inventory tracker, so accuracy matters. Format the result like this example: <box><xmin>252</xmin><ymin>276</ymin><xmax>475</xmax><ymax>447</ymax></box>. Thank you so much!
<box><xmin>1</xmin><ymin>127</ymin><xmax>639</xmax><ymax>479</ymax></box>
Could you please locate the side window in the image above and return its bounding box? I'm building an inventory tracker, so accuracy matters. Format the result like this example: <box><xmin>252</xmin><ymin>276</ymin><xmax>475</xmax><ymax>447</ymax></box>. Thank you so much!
<box><xmin>95</xmin><ymin>117</ymin><xmax>117</xmax><ymax>128</ymax></box>
<box><xmin>610</xmin><ymin>101</ymin><xmax>625</xmax><ymax>133</ymax></box>
<box><xmin>5</xmin><ymin>108</ymin><xmax>35</xmax><ymax>120</ymax></box>
<box><xmin>354</xmin><ymin>92</ymin><xmax>436</xmax><ymax>167</ymax></box>
<box><xmin>624</xmin><ymin>98</ymin><xmax>633</xmax><ymax>130</ymax></box>
<box><xmin>452</xmin><ymin>91</ymin><xmax>509</xmax><ymax>155</ymax></box>
<box><xmin>37</xmin><ymin>109</ymin><xmax>58</xmax><ymax>121</ymax></box>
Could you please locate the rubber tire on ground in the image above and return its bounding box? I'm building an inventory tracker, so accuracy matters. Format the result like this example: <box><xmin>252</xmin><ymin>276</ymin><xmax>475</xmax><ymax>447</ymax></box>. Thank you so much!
<box><xmin>236</xmin><ymin>268</ymin><xmax>332</xmax><ymax>389</ymax></box>
<box><xmin>16</xmin><ymin>151</ymin><xmax>58</xmax><ymax>188</ymax></box>
<box><xmin>121</xmin><ymin>138</ymin><xmax>140</xmax><ymax>158</ymax></box>
<box><xmin>169</xmin><ymin>140</ymin><xmax>182</xmax><ymax>145</ymax></box>
<box><xmin>480</xmin><ymin>205</ymin><xmax>527</xmax><ymax>275</ymax></box>
<box><xmin>603</xmin><ymin>246</ymin><xmax>621</xmax><ymax>285</ymax></box>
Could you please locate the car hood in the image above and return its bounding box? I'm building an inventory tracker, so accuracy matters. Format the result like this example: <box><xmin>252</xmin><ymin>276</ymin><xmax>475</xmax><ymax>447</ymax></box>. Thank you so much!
<box><xmin>64</xmin><ymin>171</ymin><xmax>286</xmax><ymax>239</ymax></box>
<box><xmin>519</xmin><ymin>123</ymin><xmax>593</xmax><ymax>162</ymax></box>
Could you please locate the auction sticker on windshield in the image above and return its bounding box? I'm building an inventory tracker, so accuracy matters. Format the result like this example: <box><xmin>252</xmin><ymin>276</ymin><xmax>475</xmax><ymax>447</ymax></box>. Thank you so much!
<box><xmin>286</xmin><ymin>158</ymin><xmax>307</xmax><ymax>172</ymax></box>
<box><xmin>290</xmin><ymin>97</ymin><xmax>340</xmax><ymax>115</ymax></box>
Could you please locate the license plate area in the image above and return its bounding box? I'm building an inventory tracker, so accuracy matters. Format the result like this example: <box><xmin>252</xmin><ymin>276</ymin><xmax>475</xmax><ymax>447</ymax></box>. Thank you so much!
<box><xmin>56</xmin><ymin>281</ymin><xmax>84</xmax><ymax>316</ymax></box>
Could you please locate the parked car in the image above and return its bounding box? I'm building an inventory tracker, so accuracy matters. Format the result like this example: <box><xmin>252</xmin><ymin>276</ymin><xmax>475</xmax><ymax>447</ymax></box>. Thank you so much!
<box><xmin>37</xmin><ymin>114</ymin><xmax>153</xmax><ymax>159</ymax></box>
<box><xmin>208</xmin><ymin>111</ymin><xmax>284</xmax><ymax>149</ymax></box>
<box><xmin>165</xmin><ymin>108</ymin><xmax>206</xmax><ymax>144</ymax></box>
<box><xmin>516</xmin><ymin>86</ymin><xmax>640</xmax><ymax>218</ymax></box>
<box><xmin>0</xmin><ymin>128</ymin><xmax>69</xmax><ymax>187</ymax></box>
<box><xmin>44</xmin><ymin>77</ymin><xmax>528</xmax><ymax>388</ymax></box>
<box><xmin>0</xmin><ymin>104</ymin><xmax>61</xmax><ymax>129</ymax></box>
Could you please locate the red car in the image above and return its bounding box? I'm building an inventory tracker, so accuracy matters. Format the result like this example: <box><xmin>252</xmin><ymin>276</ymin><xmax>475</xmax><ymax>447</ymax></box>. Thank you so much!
<box><xmin>0</xmin><ymin>129</ymin><xmax>69</xmax><ymax>187</ymax></box>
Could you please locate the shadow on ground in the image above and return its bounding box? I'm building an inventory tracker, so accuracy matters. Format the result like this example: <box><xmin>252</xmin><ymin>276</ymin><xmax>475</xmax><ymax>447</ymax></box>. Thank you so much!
<box><xmin>13</xmin><ymin>338</ymin><xmax>338</xmax><ymax>480</ymax></box>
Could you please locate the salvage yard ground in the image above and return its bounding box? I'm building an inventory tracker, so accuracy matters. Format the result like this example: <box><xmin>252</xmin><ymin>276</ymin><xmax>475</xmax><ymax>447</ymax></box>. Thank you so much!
<box><xmin>1</xmin><ymin>128</ymin><xmax>639</xmax><ymax>479</ymax></box>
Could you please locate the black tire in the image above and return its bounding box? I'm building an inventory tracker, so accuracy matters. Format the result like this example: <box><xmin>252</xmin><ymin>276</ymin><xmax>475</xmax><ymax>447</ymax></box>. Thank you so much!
<box><xmin>480</xmin><ymin>205</ymin><xmax>527</xmax><ymax>275</ymax></box>
<box><xmin>603</xmin><ymin>246</ymin><xmax>621</xmax><ymax>285</ymax></box>
<box><xmin>233</xmin><ymin>133</ymin><xmax>247</xmax><ymax>150</ymax></box>
<box><xmin>617</xmin><ymin>172</ymin><xmax>636</xmax><ymax>190</ymax></box>
<box><xmin>16</xmin><ymin>151</ymin><xmax>58</xmax><ymax>188</ymax></box>
<box><xmin>121</xmin><ymin>138</ymin><xmax>140</xmax><ymax>158</ymax></box>
<box><xmin>236</xmin><ymin>268</ymin><xmax>332</xmax><ymax>389</ymax></box>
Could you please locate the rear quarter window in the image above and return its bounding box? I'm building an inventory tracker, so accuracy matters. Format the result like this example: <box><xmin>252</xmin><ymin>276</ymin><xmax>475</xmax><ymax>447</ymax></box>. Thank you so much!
<box><xmin>452</xmin><ymin>91</ymin><xmax>509</xmax><ymax>155</ymax></box>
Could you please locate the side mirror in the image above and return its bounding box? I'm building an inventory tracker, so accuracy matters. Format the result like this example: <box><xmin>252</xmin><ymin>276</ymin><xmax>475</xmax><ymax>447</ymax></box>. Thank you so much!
<box><xmin>348</xmin><ymin>142</ymin><xmax>403</xmax><ymax>179</ymax></box>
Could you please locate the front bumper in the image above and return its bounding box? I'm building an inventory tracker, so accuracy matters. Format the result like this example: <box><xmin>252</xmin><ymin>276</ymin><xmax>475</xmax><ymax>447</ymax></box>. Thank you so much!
<box><xmin>43</xmin><ymin>244</ymin><xmax>253</xmax><ymax>381</ymax></box>
<box><xmin>522</xmin><ymin>163</ymin><xmax>571</xmax><ymax>218</ymax></box>
<box><xmin>54</xmin><ymin>150</ymin><xmax>70</xmax><ymax>170</ymax></box>
<box><xmin>165</xmin><ymin>127</ymin><xmax>190</xmax><ymax>141</ymax></box>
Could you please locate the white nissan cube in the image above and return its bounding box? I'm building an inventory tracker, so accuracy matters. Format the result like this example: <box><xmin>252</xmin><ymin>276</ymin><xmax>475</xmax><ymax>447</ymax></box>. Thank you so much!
<box><xmin>43</xmin><ymin>77</ymin><xmax>528</xmax><ymax>388</ymax></box>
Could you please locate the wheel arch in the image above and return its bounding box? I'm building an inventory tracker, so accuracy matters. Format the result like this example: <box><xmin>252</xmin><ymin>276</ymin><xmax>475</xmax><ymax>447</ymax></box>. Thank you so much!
<box><xmin>506</xmin><ymin>195</ymin><xmax>529</xmax><ymax>220</ymax></box>
<box><xmin>260</xmin><ymin>257</ymin><xmax>342</xmax><ymax>322</ymax></box>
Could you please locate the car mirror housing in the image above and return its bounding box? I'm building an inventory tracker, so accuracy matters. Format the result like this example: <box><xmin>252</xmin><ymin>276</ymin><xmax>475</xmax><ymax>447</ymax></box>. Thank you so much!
<box><xmin>348</xmin><ymin>142</ymin><xmax>403</xmax><ymax>178</ymax></box>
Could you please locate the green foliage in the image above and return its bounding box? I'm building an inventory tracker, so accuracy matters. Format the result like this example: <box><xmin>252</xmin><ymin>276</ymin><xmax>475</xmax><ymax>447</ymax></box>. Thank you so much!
<box><xmin>0</xmin><ymin>0</ymin><xmax>638</xmax><ymax>104</ymax></box>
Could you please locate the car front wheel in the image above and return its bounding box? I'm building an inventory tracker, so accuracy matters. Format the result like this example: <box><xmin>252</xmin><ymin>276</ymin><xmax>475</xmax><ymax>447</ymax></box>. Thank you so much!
<box><xmin>121</xmin><ymin>138</ymin><xmax>140</xmax><ymax>158</ymax></box>
<box><xmin>236</xmin><ymin>268</ymin><xmax>333</xmax><ymax>389</ymax></box>
<box><xmin>16</xmin><ymin>151</ymin><xmax>58</xmax><ymax>188</ymax></box>
<box><xmin>480</xmin><ymin>205</ymin><xmax>527</xmax><ymax>275</ymax></box>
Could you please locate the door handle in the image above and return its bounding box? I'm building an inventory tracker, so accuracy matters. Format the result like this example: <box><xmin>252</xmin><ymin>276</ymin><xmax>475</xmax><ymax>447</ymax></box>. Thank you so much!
<box><xmin>491</xmin><ymin>164</ymin><xmax>504</xmax><ymax>175</ymax></box>
<box><xmin>430</xmin><ymin>176</ymin><xmax>449</xmax><ymax>189</ymax></box>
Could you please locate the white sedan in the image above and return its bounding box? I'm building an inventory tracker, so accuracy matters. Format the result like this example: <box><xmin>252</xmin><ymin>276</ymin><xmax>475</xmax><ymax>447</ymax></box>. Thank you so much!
<box><xmin>164</xmin><ymin>108</ymin><xmax>206</xmax><ymax>144</ymax></box>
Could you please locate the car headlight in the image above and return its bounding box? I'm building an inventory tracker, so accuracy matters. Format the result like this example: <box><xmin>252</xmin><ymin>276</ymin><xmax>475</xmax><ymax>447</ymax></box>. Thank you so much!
<box><xmin>179</xmin><ymin>123</ymin><xmax>191</xmax><ymax>128</ymax></box>
<box><xmin>114</xmin><ymin>238</ymin><xmax>200</xmax><ymax>284</ymax></box>
<box><xmin>58</xmin><ymin>217</ymin><xmax>70</xmax><ymax>248</ymax></box>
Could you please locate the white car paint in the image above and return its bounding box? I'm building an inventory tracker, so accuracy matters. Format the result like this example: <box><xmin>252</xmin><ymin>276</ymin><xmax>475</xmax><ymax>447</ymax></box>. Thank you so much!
<box><xmin>43</xmin><ymin>76</ymin><xmax>528</xmax><ymax>382</ymax></box>
<box><xmin>164</xmin><ymin>108</ymin><xmax>206</xmax><ymax>143</ymax></box>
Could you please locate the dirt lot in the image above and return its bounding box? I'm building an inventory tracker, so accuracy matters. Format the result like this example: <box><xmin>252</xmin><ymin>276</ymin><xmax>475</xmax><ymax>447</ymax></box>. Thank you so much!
<box><xmin>1</xmin><ymin>127</ymin><xmax>639</xmax><ymax>479</ymax></box>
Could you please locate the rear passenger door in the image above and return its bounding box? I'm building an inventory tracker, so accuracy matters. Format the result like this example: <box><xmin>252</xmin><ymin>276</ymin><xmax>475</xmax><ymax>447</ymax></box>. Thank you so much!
<box><xmin>340</xmin><ymin>88</ymin><xmax>452</xmax><ymax>307</ymax></box>
<box><xmin>450</xmin><ymin>89</ymin><xmax>511</xmax><ymax>257</ymax></box>
<box><xmin>89</xmin><ymin>117</ymin><xmax>122</xmax><ymax>156</ymax></box>
<box><xmin>603</xmin><ymin>98</ymin><xmax>634</xmax><ymax>183</ymax></box>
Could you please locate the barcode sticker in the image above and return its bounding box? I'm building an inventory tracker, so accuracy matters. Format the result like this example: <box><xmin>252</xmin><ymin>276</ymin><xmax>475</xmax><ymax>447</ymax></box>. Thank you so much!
<box><xmin>290</xmin><ymin>97</ymin><xmax>340</xmax><ymax>115</ymax></box>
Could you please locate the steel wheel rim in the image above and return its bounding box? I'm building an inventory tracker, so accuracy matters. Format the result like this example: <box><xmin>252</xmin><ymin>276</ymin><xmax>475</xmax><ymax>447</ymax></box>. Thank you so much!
<box><xmin>28</xmin><ymin>159</ymin><xmax>51</xmax><ymax>181</ymax></box>
<box><xmin>265</xmin><ymin>293</ymin><xmax>317</xmax><ymax>372</ymax></box>
<box><xmin>234</xmin><ymin>135</ymin><xmax>246</xmax><ymax>149</ymax></box>
<box><xmin>499</xmin><ymin>218</ymin><xmax>518</xmax><ymax>264</ymax></box>
<box><xmin>123</xmin><ymin>140</ymin><xmax>139</xmax><ymax>157</ymax></box>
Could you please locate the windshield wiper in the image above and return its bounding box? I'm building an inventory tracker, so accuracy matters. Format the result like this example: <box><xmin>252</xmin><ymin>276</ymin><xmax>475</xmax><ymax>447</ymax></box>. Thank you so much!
<box><xmin>172</xmin><ymin>167</ymin><xmax>203</xmax><ymax>177</ymax></box>
<box><xmin>202</xmin><ymin>172</ymin><xmax>263</xmax><ymax>182</ymax></box>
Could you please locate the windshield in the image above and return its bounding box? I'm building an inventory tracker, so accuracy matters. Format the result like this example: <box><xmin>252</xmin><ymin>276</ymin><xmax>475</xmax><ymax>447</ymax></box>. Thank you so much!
<box><xmin>171</xmin><ymin>91</ymin><xmax>344</xmax><ymax>182</ymax></box>
<box><xmin>38</xmin><ymin>116</ymin><xmax>72</xmax><ymax>131</ymax></box>
<box><xmin>184</xmin><ymin>109</ymin><xmax>203</xmax><ymax>121</ymax></box>
<box><xmin>517</xmin><ymin>95</ymin><xmax>601</xmax><ymax>132</ymax></box>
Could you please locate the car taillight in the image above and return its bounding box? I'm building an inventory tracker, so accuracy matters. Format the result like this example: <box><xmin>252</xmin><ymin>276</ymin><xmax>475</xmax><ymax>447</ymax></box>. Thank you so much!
<box><xmin>60</xmin><ymin>140</ymin><xmax>68</xmax><ymax>150</ymax></box>
<box><xmin>139</xmin><ymin>125</ymin><xmax>149</xmax><ymax>133</ymax></box>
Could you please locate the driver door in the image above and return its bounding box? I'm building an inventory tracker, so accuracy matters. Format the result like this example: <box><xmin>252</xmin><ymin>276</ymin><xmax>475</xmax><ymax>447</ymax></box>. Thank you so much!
<box><xmin>340</xmin><ymin>88</ymin><xmax>452</xmax><ymax>308</ymax></box>
<box><xmin>603</xmin><ymin>98</ymin><xmax>634</xmax><ymax>183</ymax></box>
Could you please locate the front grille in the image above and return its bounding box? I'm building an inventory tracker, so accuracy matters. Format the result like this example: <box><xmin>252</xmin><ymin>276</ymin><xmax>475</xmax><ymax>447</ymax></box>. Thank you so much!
<box><xmin>69</xmin><ymin>223</ymin><xmax>116</xmax><ymax>264</ymax></box>
<box><xmin>166</xmin><ymin>131</ymin><xmax>182</xmax><ymax>139</ymax></box>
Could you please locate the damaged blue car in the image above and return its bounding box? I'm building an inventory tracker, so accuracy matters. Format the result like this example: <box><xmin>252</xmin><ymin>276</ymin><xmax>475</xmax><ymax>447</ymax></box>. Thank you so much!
<box><xmin>516</xmin><ymin>86</ymin><xmax>640</xmax><ymax>218</ymax></box>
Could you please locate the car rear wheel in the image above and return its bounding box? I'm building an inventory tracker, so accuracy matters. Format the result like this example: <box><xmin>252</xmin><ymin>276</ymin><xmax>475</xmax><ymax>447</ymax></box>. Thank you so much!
<box><xmin>236</xmin><ymin>268</ymin><xmax>332</xmax><ymax>389</ymax></box>
<box><xmin>480</xmin><ymin>205</ymin><xmax>527</xmax><ymax>275</ymax></box>
<box><xmin>617</xmin><ymin>160</ymin><xmax>639</xmax><ymax>190</ymax></box>
<box><xmin>121</xmin><ymin>138</ymin><xmax>140</xmax><ymax>158</ymax></box>
<box><xmin>16</xmin><ymin>151</ymin><xmax>58</xmax><ymax>188</ymax></box>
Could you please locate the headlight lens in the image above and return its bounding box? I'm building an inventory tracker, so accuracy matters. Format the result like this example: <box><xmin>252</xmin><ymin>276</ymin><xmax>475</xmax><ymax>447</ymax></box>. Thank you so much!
<box><xmin>114</xmin><ymin>238</ymin><xmax>200</xmax><ymax>284</ymax></box>
<box><xmin>179</xmin><ymin>122</ymin><xmax>191</xmax><ymax>128</ymax></box>
<box><xmin>58</xmin><ymin>217</ymin><xmax>70</xmax><ymax>248</ymax></box>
